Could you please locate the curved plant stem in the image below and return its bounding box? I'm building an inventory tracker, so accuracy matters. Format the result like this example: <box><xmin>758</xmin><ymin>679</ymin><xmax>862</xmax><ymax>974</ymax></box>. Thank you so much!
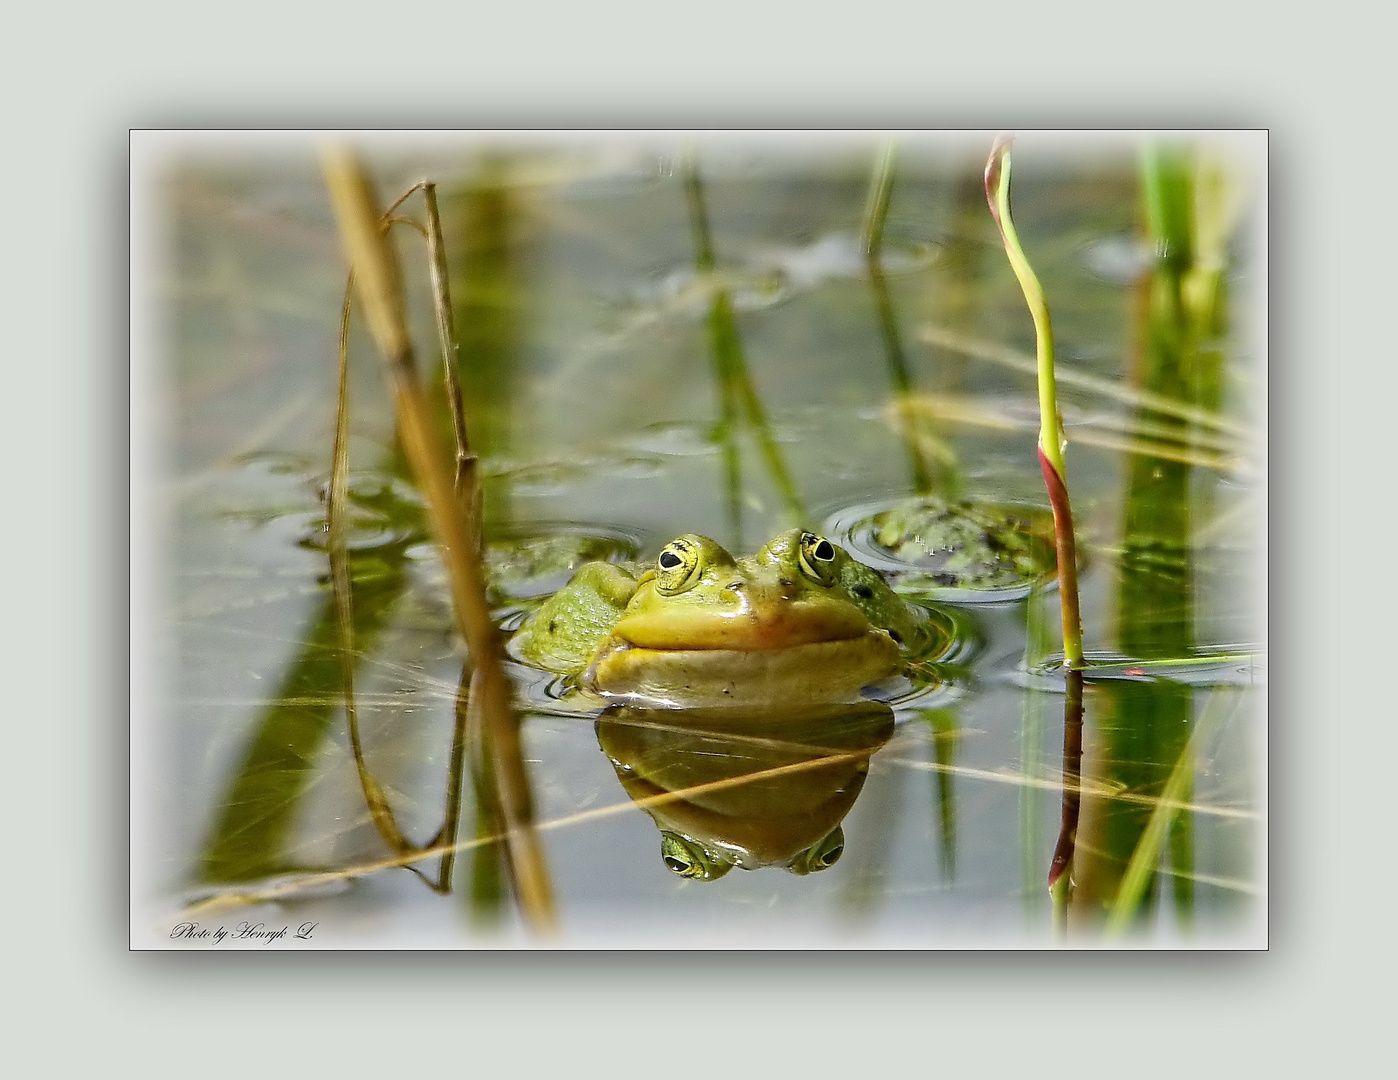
<box><xmin>330</xmin><ymin>275</ymin><xmax>415</xmax><ymax>861</ymax></box>
<box><xmin>420</xmin><ymin>182</ymin><xmax>480</xmax><ymax>538</ymax></box>
<box><xmin>321</xmin><ymin>146</ymin><xmax>556</xmax><ymax>933</ymax></box>
<box><xmin>985</xmin><ymin>137</ymin><xmax>1084</xmax><ymax>669</ymax></box>
<box><xmin>329</xmin><ymin>291</ymin><xmax>470</xmax><ymax>890</ymax></box>
<box><xmin>326</xmin><ymin>186</ymin><xmax>478</xmax><ymax>893</ymax></box>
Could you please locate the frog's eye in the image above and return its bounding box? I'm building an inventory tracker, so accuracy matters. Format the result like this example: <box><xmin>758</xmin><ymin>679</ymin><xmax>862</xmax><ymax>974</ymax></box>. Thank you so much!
<box><xmin>811</xmin><ymin>826</ymin><xmax>845</xmax><ymax>870</ymax></box>
<box><xmin>787</xmin><ymin>826</ymin><xmax>845</xmax><ymax>875</ymax></box>
<box><xmin>797</xmin><ymin>531</ymin><xmax>839</xmax><ymax>586</ymax></box>
<box><xmin>660</xmin><ymin>832</ymin><xmax>732</xmax><ymax>881</ymax></box>
<box><xmin>655</xmin><ymin>538</ymin><xmax>703</xmax><ymax>595</ymax></box>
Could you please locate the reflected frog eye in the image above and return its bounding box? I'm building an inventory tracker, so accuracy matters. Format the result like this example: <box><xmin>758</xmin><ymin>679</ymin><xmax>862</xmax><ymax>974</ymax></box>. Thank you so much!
<box><xmin>797</xmin><ymin>531</ymin><xmax>839</xmax><ymax>586</ymax></box>
<box><xmin>660</xmin><ymin>832</ymin><xmax>732</xmax><ymax>881</ymax></box>
<box><xmin>787</xmin><ymin>826</ymin><xmax>845</xmax><ymax>875</ymax></box>
<box><xmin>655</xmin><ymin>538</ymin><xmax>703</xmax><ymax>595</ymax></box>
<box><xmin>812</xmin><ymin>826</ymin><xmax>845</xmax><ymax>869</ymax></box>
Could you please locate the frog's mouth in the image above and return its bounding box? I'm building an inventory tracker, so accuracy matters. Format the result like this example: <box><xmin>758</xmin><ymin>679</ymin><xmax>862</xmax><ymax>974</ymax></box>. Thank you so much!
<box><xmin>607</xmin><ymin>599</ymin><xmax>875</xmax><ymax>652</ymax></box>
<box><xmin>582</xmin><ymin>630</ymin><xmax>901</xmax><ymax>708</ymax></box>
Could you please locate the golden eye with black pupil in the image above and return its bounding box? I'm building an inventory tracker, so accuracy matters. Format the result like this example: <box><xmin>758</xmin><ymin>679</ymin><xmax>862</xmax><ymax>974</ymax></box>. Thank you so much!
<box><xmin>787</xmin><ymin>826</ymin><xmax>845</xmax><ymax>875</ymax></box>
<box><xmin>797</xmin><ymin>531</ymin><xmax>838</xmax><ymax>586</ymax></box>
<box><xmin>662</xmin><ymin>850</ymin><xmax>704</xmax><ymax>878</ymax></box>
<box><xmin>660</xmin><ymin>833</ymin><xmax>732</xmax><ymax>881</ymax></box>
<box><xmin>813</xmin><ymin>827</ymin><xmax>845</xmax><ymax>870</ymax></box>
<box><xmin>655</xmin><ymin>538</ymin><xmax>702</xmax><ymax>595</ymax></box>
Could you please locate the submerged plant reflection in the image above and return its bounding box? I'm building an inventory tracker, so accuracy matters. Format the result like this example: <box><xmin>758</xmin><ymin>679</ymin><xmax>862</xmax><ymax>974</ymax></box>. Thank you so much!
<box><xmin>683</xmin><ymin>155</ymin><xmax>806</xmax><ymax>546</ymax></box>
<box><xmin>1061</xmin><ymin>143</ymin><xmax>1244</xmax><ymax>935</ymax></box>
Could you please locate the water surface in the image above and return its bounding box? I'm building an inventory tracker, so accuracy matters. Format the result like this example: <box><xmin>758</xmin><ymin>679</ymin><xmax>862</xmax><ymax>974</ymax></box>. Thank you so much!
<box><xmin>137</xmin><ymin>133</ymin><xmax>1265</xmax><ymax>947</ymax></box>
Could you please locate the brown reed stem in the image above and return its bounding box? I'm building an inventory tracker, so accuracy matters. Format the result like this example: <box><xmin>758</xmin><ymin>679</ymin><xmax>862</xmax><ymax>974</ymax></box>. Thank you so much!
<box><xmin>320</xmin><ymin>145</ymin><xmax>556</xmax><ymax>932</ymax></box>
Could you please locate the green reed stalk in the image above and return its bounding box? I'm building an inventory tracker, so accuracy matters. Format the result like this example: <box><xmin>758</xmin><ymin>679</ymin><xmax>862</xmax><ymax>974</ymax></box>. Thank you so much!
<box><xmin>860</xmin><ymin>139</ymin><xmax>898</xmax><ymax>257</ymax></box>
<box><xmin>682</xmin><ymin>155</ymin><xmax>806</xmax><ymax>531</ymax></box>
<box><xmin>985</xmin><ymin>137</ymin><xmax>1084</xmax><ymax>669</ymax></box>
<box><xmin>858</xmin><ymin>139</ymin><xmax>952</xmax><ymax>495</ymax></box>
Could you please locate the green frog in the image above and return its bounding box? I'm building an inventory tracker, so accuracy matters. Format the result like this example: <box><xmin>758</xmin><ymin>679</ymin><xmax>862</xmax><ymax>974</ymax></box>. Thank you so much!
<box><xmin>511</xmin><ymin>529</ymin><xmax>942</xmax><ymax>708</ymax></box>
<box><xmin>863</xmin><ymin>496</ymin><xmax>1052</xmax><ymax>591</ymax></box>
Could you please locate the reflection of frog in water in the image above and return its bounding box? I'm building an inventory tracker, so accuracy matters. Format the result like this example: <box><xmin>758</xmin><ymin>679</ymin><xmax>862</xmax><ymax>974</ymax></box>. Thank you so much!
<box><xmin>595</xmin><ymin>702</ymin><xmax>896</xmax><ymax>880</ymax></box>
<box><xmin>865</xmin><ymin>497</ymin><xmax>1051</xmax><ymax>590</ymax></box>
<box><xmin>512</xmin><ymin>529</ymin><xmax>945</xmax><ymax>708</ymax></box>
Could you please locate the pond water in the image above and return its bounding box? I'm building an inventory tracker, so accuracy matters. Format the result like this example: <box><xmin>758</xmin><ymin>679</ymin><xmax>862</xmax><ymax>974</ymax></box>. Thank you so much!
<box><xmin>133</xmin><ymin>132</ymin><xmax>1266</xmax><ymax>948</ymax></box>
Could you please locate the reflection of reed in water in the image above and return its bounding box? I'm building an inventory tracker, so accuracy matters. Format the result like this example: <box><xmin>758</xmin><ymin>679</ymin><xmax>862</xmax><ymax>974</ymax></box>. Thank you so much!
<box><xmin>448</xmin><ymin>156</ymin><xmax>524</xmax><ymax>532</ymax></box>
<box><xmin>1067</xmin><ymin>145</ymin><xmax>1239</xmax><ymax>934</ymax></box>
<box><xmin>858</xmin><ymin>145</ymin><xmax>976</xmax><ymax>896</ymax></box>
<box><xmin>195</xmin><ymin>547</ymin><xmax>412</xmax><ymax>885</ymax></box>
<box><xmin>862</xmin><ymin>141</ymin><xmax>950</xmax><ymax>497</ymax></box>
<box><xmin>442</xmin><ymin>157</ymin><xmax>539</xmax><ymax>924</ymax></box>
<box><xmin>595</xmin><ymin>703</ymin><xmax>895</xmax><ymax>880</ymax></box>
<box><xmin>682</xmin><ymin>155</ymin><xmax>806</xmax><ymax>549</ymax></box>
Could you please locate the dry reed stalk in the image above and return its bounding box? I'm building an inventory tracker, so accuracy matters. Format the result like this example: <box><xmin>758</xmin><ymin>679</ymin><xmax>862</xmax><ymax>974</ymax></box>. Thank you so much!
<box><xmin>320</xmin><ymin>145</ymin><xmax>556</xmax><ymax>932</ymax></box>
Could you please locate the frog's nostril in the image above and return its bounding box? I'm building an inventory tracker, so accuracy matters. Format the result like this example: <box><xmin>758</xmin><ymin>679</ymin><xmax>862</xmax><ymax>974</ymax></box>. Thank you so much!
<box><xmin>725</xmin><ymin>580</ymin><xmax>744</xmax><ymax>592</ymax></box>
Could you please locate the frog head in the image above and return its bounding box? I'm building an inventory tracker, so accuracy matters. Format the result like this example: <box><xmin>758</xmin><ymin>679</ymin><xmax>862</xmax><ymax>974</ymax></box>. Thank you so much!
<box><xmin>583</xmin><ymin>530</ymin><xmax>903</xmax><ymax>707</ymax></box>
<box><xmin>657</xmin><ymin>826</ymin><xmax>845</xmax><ymax>880</ymax></box>
<box><xmin>659</xmin><ymin>832</ymin><xmax>735</xmax><ymax>881</ymax></box>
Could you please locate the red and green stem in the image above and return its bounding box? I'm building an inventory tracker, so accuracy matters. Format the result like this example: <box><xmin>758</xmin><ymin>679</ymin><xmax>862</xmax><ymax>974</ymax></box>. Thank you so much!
<box><xmin>985</xmin><ymin>137</ymin><xmax>1084</xmax><ymax>669</ymax></box>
